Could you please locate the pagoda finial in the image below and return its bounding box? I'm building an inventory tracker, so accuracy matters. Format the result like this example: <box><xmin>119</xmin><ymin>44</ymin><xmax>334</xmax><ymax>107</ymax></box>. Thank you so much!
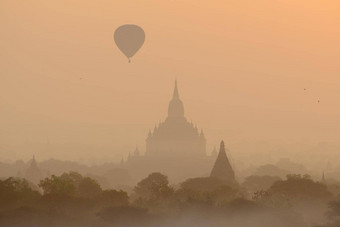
<box><xmin>220</xmin><ymin>140</ymin><xmax>225</xmax><ymax>150</ymax></box>
<box><xmin>32</xmin><ymin>155</ymin><xmax>37</xmax><ymax>164</ymax></box>
<box><xmin>168</xmin><ymin>80</ymin><xmax>184</xmax><ymax>118</ymax></box>
<box><xmin>173</xmin><ymin>80</ymin><xmax>179</xmax><ymax>99</ymax></box>
<box><xmin>321</xmin><ymin>171</ymin><xmax>326</xmax><ymax>184</ymax></box>
<box><xmin>30</xmin><ymin>155</ymin><xmax>38</xmax><ymax>168</ymax></box>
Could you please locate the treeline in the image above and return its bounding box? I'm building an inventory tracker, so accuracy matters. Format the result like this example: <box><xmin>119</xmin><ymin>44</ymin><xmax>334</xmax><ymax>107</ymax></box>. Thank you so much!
<box><xmin>1</xmin><ymin>172</ymin><xmax>340</xmax><ymax>226</ymax></box>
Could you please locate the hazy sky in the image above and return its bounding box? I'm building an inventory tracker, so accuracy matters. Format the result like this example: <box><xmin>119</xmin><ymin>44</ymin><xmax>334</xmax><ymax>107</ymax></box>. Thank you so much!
<box><xmin>1</xmin><ymin>0</ymin><xmax>339</xmax><ymax>162</ymax></box>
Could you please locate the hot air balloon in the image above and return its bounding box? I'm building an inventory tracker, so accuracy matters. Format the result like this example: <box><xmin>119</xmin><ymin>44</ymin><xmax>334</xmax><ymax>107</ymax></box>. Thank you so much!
<box><xmin>114</xmin><ymin>24</ymin><xmax>145</xmax><ymax>63</ymax></box>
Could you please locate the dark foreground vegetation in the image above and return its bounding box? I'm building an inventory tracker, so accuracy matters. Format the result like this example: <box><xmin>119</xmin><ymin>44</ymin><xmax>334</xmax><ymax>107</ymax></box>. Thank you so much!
<box><xmin>1</xmin><ymin>172</ymin><xmax>340</xmax><ymax>227</ymax></box>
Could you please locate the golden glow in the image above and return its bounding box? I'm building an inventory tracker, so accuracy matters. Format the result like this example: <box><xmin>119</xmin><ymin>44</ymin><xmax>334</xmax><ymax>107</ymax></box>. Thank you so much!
<box><xmin>1</xmin><ymin>0</ymin><xmax>339</xmax><ymax>161</ymax></box>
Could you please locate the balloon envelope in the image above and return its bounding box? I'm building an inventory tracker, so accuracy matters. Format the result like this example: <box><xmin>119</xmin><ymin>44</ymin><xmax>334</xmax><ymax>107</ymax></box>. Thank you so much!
<box><xmin>114</xmin><ymin>24</ymin><xmax>145</xmax><ymax>61</ymax></box>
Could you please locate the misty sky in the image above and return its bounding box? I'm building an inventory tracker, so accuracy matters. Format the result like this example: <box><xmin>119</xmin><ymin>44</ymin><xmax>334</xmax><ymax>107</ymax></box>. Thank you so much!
<box><xmin>1</xmin><ymin>0</ymin><xmax>339</xmax><ymax>162</ymax></box>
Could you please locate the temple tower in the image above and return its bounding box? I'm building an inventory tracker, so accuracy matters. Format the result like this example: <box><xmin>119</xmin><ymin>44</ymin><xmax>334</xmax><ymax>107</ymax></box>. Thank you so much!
<box><xmin>210</xmin><ymin>141</ymin><xmax>237</xmax><ymax>187</ymax></box>
<box><xmin>145</xmin><ymin>81</ymin><xmax>206</xmax><ymax>158</ymax></box>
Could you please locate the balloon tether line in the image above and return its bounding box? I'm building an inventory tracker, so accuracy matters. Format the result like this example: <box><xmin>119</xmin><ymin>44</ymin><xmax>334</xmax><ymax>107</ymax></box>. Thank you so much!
<box><xmin>128</xmin><ymin>58</ymin><xmax>131</xmax><ymax>63</ymax></box>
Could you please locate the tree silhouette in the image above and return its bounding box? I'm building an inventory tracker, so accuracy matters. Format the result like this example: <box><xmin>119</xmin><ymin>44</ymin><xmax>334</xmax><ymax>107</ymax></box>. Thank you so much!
<box><xmin>0</xmin><ymin>177</ymin><xmax>40</xmax><ymax>207</ymax></box>
<box><xmin>269</xmin><ymin>174</ymin><xmax>333</xmax><ymax>201</ymax></box>
<box><xmin>39</xmin><ymin>175</ymin><xmax>75</xmax><ymax>196</ymax></box>
<box><xmin>77</xmin><ymin>177</ymin><xmax>102</xmax><ymax>198</ymax></box>
<box><xmin>134</xmin><ymin>172</ymin><xmax>173</xmax><ymax>200</ymax></box>
<box><xmin>242</xmin><ymin>175</ymin><xmax>281</xmax><ymax>193</ymax></box>
<box><xmin>97</xmin><ymin>189</ymin><xmax>129</xmax><ymax>207</ymax></box>
<box><xmin>181</xmin><ymin>177</ymin><xmax>225</xmax><ymax>192</ymax></box>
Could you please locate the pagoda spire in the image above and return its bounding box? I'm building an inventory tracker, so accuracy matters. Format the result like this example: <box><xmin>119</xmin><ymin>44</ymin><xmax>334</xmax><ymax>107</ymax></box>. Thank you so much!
<box><xmin>168</xmin><ymin>80</ymin><xmax>184</xmax><ymax>118</ymax></box>
<box><xmin>31</xmin><ymin>155</ymin><xmax>37</xmax><ymax>168</ymax></box>
<box><xmin>321</xmin><ymin>171</ymin><xmax>326</xmax><ymax>184</ymax></box>
<box><xmin>173</xmin><ymin>80</ymin><xmax>179</xmax><ymax>99</ymax></box>
<box><xmin>210</xmin><ymin>140</ymin><xmax>237</xmax><ymax>187</ymax></box>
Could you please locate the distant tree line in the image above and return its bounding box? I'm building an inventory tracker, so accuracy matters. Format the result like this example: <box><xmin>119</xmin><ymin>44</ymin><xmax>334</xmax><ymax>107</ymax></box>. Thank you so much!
<box><xmin>0</xmin><ymin>171</ymin><xmax>340</xmax><ymax>226</ymax></box>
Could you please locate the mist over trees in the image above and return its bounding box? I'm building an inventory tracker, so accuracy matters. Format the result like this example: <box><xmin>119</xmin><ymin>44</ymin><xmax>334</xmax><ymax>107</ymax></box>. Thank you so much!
<box><xmin>0</xmin><ymin>170</ymin><xmax>340</xmax><ymax>227</ymax></box>
<box><xmin>1</xmin><ymin>147</ymin><xmax>339</xmax><ymax>226</ymax></box>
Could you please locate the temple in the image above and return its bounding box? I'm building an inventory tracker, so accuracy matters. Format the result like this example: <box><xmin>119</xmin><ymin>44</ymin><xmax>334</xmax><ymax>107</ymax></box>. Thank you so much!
<box><xmin>210</xmin><ymin>141</ymin><xmax>238</xmax><ymax>187</ymax></box>
<box><xmin>123</xmin><ymin>81</ymin><xmax>216</xmax><ymax>183</ymax></box>
<box><xmin>145</xmin><ymin>80</ymin><xmax>206</xmax><ymax>158</ymax></box>
<box><xmin>25</xmin><ymin>155</ymin><xmax>42</xmax><ymax>184</ymax></box>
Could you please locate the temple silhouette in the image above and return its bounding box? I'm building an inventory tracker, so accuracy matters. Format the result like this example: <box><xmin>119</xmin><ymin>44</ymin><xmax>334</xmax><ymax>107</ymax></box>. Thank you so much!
<box><xmin>146</xmin><ymin>80</ymin><xmax>206</xmax><ymax>158</ymax></box>
<box><xmin>123</xmin><ymin>81</ymin><xmax>236</xmax><ymax>184</ymax></box>
<box><xmin>210</xmin><ymin>141</ymin><xmax>238</xmax><ymax>187</ymax></box>
<box><xmin>25</xmin><ymin>155</ymin><xmax>42</xmax><ymax>184</ymax></box>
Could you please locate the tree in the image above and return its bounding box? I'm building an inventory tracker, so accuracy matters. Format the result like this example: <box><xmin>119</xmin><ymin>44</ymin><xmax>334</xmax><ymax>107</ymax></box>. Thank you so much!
<box><xmin>77</xmin><ymin>177</ymin><xmax>102</xmax><ymax>198</ymax></box>
<box><xmin>39</xmin><ymin>175</ymin><xmax>75</xmax><ymax>196</ymax></box>
<box><xmin>60</xmin><ymin>171</ymin><xmax>83</xmax><ymax>186</ymax></box>
<box><xmin>242</xmin><ymin>175</ymin><xmax>281</xmax><ymax>193</ymax></box>
<box><xmin>0</xmin><ymin>177</ymin><xmax>40</xmax><ymax>206</ymax></box>
<box><xmin>324</xmin><ymin>200</ymin><xmax>340</xmax><ymax>227</ymax></box>
<box><xmin>97</xmin><ymin>189</ymin><xmax>129</xmax><ymax>207</ymax></box>
<box><xmin>39</xmin><ymin>172</ymin><xmax>103</xmax><ymax>198</ymax></box>
<box><xmin>269</xmin><ymin>174</ymin><xmax>333</xmax><ymax>201</ymax></box>
<box><xmin>180</xmin><ymin>177</ymin><xmax>225</xmax><ymax>192</ymax></box>
<box><xmin>327</xmin><ymin>200</ymin><xmax>340</xmax><ymax>219</ymax></box>
<box><xmin>255</xmin><ymin>164</ymin><xmax>289</xmax><ymax>178</ymax></box>
<box><xmin>176</xmin><ymin>177</ymin><xmax>236</xmax><ymax>207</ymax></box>
<box><xmin>134</xmin><ymin>172</ymin><xmax>173</xmax><ymax>200</ymax></box>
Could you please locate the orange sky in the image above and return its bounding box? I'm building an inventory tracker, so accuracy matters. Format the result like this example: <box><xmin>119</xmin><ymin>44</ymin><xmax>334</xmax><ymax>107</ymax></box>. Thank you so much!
<box><xmin>1</xmin><ymin>0</ymin><xmax>340</xmax><ymax>162</ymax></box>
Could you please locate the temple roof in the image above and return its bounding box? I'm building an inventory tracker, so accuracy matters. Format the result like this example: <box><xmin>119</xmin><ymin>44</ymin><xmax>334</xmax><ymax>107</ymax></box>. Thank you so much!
<box><xmin>210</xmin><ymin>141</ymin><xmax>237</xmax><ymax>187</ymax></box>
<box><xmin>146</xmin><ymin>80</ymin><xmax>206</xmax><ymax>140</ymax></box>
<box><xmin>173</xmin><ymin>80</ymin><xmax>179</xmax><ymax>99</ymax></box>
<box><xmin>145</xmin><ymin>80</ymin><xmax>207</xmax><ymax>158</ymax></box>
<box><xmin>168</xmin><ymin>80</ymin><xmax>184</xmax><ymax>119</ymax></box>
